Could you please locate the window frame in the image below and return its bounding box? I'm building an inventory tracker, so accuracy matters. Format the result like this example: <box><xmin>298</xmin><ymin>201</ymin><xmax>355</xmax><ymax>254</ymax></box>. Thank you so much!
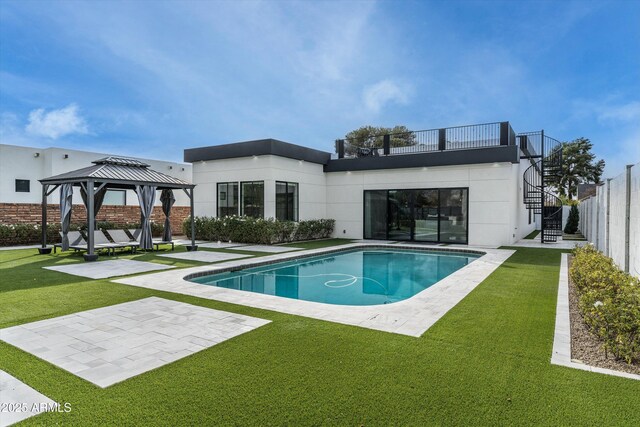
<box><xmin>15</xmin><ymin>179</ymin><xmax>30</xmax><ymax>193</ymax></box>
<box><xmin>275</xmin><ymin>181</ymin><xmax>299</xmax><ymax>222</ymax></box>
<box><xmin>240</xmin><ymin>180</ymin><xmax>265</xmax><ymax>218</ymax></box>
<box><xmin>217</xmin><ymin>182</ymin><xmax>240</xmax><ymax>217</ymax></box>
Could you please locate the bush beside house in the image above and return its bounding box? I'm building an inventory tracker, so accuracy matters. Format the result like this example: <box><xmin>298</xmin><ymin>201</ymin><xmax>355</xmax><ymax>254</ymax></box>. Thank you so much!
<box><xmin>183</xmin><ymin>216</ymin><xmax>335</xmax><ymax>245</ymax></box>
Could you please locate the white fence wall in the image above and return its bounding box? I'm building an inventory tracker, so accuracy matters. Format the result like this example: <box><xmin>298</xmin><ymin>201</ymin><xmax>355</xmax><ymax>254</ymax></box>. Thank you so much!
<box><xmin>629</xmin><ymin>164</ymin><xmax>639</xmax><ymax>278</ymax></box>
<box><xmin>579</xmin><ymin>163</ymin><xmax>639</xmax><ymax>278</ymax></box>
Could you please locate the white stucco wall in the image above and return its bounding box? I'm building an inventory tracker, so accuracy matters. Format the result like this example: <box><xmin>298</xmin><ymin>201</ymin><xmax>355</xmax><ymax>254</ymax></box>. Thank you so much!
<box><xmin>191</xmin><ymin>155</ymin><xmax>327</xmax><ymax>219</ymax></box>
<box><xmin>0</xmin><ymin>144</ymin><xmax>192</xmax><ymax>206</ymax></box>
<box><xmin>191</xmin><ymin>153</ymin><xmax>531</xmax><ymax>247</ymax></box>
<box><xmin>325</xmin><ymin>161</ymin><xmax>524</xmax><ymax>246</ymax></box>
<box><xmin>513</xmin><ymin>158</ymin><xmax>537</xmax><ymax>241</ymax></box>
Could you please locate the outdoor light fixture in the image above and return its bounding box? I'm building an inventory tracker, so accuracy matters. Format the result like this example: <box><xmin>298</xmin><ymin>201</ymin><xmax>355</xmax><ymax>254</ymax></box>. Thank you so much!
<box><xmin>33</xmin><ymin>152</ymin><xmax>40</xmax><ymax>158</ymax></box>
<box><xmin>169</xmin><ymin>166</ymin><xmax>173</xmax><ymax>170</ymax></box>
<box><xmin>63</xmin><ymin>154</ymin><xmax>69</xmax><ymax>159</ymax></box>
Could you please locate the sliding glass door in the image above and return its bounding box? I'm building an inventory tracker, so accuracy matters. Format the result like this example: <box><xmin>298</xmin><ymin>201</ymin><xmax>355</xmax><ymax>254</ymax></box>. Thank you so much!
<box><xmin>363</xmin><ymin>191</ymin><xmax>387</xmax><ymax>239</ymax></box>
<box><xmin>438</xmin><ymin>188</ymin><xmax>468</xmax><ymax>243</ymax></box>
<box><xmin>413</xmin><ymin>189</ymin><xmax>439</xmax><ymax>242</ymax></box>
<box><xmin>363</xmin><ymin>188</ymin><xmax>468</xmax><ymax>244</ymax></box>
<box><xmin>387</xmin><ymin>190</ymin><xmax>412</xmax><ymax>241</ymax></box>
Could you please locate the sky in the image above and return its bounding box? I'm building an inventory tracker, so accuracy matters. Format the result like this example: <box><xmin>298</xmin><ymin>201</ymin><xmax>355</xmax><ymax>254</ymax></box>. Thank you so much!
<box><xmin>0</xmin><ymin>0</ymin><xmax>638</xmax><ymax>177</ymax></box>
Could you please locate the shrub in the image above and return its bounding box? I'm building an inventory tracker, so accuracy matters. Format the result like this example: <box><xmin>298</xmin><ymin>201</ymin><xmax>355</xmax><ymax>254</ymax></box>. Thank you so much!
<box><xmin>564</xmin><ymin>205</ymin><xmax>579</xmax><ymax>234</ymax></box>
<box><xmin>0</xmin><ymin>220</ymin><xmax>165</xmax><ymax>246</ymax></box>
<box><xmin>570</xmin><ymin>245</ymin><xmax>640</xmax><ymax>364</ymax></box>
<box><xmin>183</xmin><ymin>216</ymin><xmax>335</xmax><ymax>244</ymax></box>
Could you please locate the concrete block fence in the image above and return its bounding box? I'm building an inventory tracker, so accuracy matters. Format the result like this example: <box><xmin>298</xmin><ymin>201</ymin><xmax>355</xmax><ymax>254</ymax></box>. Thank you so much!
<box><xmin>578</xmin><ymin>162</ymin><xmax>639</xmax><ymax>278</ymax></box>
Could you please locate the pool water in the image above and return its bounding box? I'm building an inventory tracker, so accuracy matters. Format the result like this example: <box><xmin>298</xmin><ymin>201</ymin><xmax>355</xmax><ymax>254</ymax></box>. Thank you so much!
<box><xmin>190</xmin><ymin>248</ymin><xmax>480</xmax><ymax>306</ymax></box>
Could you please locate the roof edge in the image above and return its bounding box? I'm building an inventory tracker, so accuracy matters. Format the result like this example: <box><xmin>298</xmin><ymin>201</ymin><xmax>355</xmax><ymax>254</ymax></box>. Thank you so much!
<box><xmin>184</xmin><ymin>139</ymin><xmax>331</xmax><ymax>164</ymax></box>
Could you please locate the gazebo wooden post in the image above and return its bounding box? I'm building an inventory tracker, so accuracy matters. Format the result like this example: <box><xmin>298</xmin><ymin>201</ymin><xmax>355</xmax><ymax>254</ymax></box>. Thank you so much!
<box><xmin>84</xmin><ymin>179</ymin><xmax>98</xmax><ymax>261</ymax></box>
<box><xmin>38</xmin><ymin>183</ymin><xmax>52</xmax><ymax>254</ymax></box>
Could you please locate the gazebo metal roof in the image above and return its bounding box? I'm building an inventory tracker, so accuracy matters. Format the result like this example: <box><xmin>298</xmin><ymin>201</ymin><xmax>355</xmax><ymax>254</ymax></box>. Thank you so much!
<box><xmin>39</xmin><ymin>156</ymin><xmax>194</xmax><ymax>189</ymax></box>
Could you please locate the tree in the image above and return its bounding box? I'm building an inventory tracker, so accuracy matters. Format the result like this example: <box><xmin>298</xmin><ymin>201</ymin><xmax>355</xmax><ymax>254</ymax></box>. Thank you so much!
<box><xmin>564</xmin><ymin>205</ymin><xmax>579</xmax><ymax>234</ymax></box>
<box><xmin>341</xmin><ymin>125</ymin><xmax>416</xmax><ymax>156</ymax></box>
<box><xmin>555</xmin><ymin>138</ymin><xmax>605</xmax><ymax>199</ymax></box>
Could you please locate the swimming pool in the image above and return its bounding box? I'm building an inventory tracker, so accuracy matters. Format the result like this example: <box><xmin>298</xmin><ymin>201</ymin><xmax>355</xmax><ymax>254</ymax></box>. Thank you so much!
<box><xmin>189</xmin><ymin>248</ymin><xmax>480</xmax><ymax>306</ymax></box>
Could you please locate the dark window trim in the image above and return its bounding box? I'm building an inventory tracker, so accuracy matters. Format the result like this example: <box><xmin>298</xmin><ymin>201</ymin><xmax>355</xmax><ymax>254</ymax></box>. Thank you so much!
<box><xmin>15</xmin><ymin>179</ymin><xmax>30</xmax><ymax>193</ymax></box>
<box><xmin>275</xmin><ymin>181</ymin><xmax>299</xmax><ymax>222</ymax></box>
<box><xmin>363</xmin><ymin>187</ymin><xmax>469</xmax><ymax>244</ymax></box>
<box><xmin>217</xmin><ymin>182</ymin><xmax>240</xmax><ymax>217</ymax></box>
<box><xmin>240</xmin><ymin>180</ymin><xmax>265</xmax><ymax>218</ymax></box>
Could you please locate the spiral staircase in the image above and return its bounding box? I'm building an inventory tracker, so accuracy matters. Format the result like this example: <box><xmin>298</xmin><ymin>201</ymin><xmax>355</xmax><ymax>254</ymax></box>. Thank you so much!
<box><xmin>519</xmin><ymin>131</ymin><xmax>564</xmax><ymax>243</ymax></box>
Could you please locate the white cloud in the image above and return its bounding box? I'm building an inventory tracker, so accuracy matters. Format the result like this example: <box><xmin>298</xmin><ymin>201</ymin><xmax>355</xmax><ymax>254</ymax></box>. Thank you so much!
<box><xmin>362</xmin><ymin>80</ymin><xmax>411</xmax><ymax>113</ymax></box>
<box><xmin>25</xmin><ymin>104</ymin><xmax>89</xmax><ymax>139</ymax></box>
<box><xmin>598</xmin><ymin>101</ymin><xmax>640</xmax><ymax>122</ymax></box>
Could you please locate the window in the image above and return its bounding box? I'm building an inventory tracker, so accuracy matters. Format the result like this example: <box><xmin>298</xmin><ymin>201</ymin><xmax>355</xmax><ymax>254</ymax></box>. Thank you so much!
<box><xmin>15</xmin><ymin>179</ymin><xmax>30</xmax><ymax>193</ymax></box>
<box><xmin>276</xmin><ymin>181</ymin><xmax>298</xmax><ymax>221</ymax></box>
<box><xmin>102</xmin><ymin>190</ymin><xmax>126</xmax><ymax>205</ymax></box>
<box><xmin>241</xmin><ymin>181</ymin><xmax>264</xmax><ymax>218</ymax></box>
<box><xmin>217</xmin><ymin>182</ymin><xmax>239</xmax><ymax>217</ymax></box>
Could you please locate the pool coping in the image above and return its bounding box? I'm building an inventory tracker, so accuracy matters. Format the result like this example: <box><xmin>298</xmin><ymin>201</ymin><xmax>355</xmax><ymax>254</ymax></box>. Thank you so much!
<box><xmin>114</xmin><ymin>243</ymin><xmax>514</xmax><ymax>337</ymax></box>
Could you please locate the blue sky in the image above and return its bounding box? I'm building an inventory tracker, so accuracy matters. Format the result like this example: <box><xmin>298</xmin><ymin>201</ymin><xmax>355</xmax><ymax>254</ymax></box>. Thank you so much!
<box><xmin>0</xmin><ymin>0</ymin><xmax>638</xmax><ymax>177</ymax></box>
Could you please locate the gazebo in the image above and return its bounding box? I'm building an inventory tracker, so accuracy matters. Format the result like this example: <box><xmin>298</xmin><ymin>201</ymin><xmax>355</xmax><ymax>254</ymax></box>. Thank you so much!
<box><xmin>38</xmin><ymin>156</ymin><xmax>197</xmax><ymax>261</ymax></box>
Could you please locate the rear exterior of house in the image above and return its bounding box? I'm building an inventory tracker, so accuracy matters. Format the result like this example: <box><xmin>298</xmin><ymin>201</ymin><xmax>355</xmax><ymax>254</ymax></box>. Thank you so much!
<box><xmin>185</xmin><ymin>121</ymin><xmax>562</xmax><ymax>247</ymax></box>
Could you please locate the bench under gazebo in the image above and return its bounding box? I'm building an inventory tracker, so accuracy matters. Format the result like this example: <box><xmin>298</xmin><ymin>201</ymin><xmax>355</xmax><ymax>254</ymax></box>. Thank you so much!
<box><xmin>38</xmin><ymin>156</ymin><xmax>197</xmax><ymax>261</ymax></box>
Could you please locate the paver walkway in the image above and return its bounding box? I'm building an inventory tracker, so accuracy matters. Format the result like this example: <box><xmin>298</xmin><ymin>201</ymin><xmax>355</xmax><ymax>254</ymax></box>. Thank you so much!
<box><xmin>0</xmin><ymin>370</ymin><xmax>57</xmax><ymax>426</ymax></box>
<box><xmin>226</xmin><ymin>245</ymin><xmax>302</xmax><ymax>253</ymax></box>
<box><xmin>198</xmin><ymin>242</ymin><xmax>248</xmax><ymax>249</ymax></box>
<box><xmin>158</xmin><ymin>251</ymin><xmax>252</xmax><ymax>263</ymax></box>
<box><xmin>44</xmin><ymin>259</ymin><xmax>173</xmax><ymax>279</ymax></box>
<box><xmin>0</xmin><ymin>297</ymin><xmax>270</xmax><ymax>388</ymax></box>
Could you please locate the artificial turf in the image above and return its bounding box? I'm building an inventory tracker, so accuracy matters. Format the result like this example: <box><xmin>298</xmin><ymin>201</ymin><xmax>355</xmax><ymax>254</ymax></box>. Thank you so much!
<box><xmin>0</xmin><ymin>244</ymin><xmax>638</xmax><ymax>425</ymax></box>
<box><xmin>523</xmin><ymin>230</ymin><xmax>540</xmax><ymax>240</ymax></box>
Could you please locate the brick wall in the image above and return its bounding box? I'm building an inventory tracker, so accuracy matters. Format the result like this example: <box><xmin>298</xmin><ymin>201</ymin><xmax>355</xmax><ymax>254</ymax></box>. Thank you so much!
<box><xmin>0</xmin><ymin>203</ymin><xmax>190</xmax><ymax>233</ymax></box>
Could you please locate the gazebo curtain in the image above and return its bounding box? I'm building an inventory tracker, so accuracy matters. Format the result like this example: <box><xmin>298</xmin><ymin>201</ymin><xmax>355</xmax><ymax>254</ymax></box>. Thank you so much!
<box><xmin>135</xmin><ymin>185</ymin><xmax>157</xmax><ymax>250</ymax></box>
<box><xmin>60</xmin><ymin>184</ymin><xmax>73</xmax><ymax>251</ymax></box>
<box><xmin>160</xmin><ymin>189</ymin><xmax>175</xmax><ymax>241</ymax></box>
<box><xmin>80</xmin><ymin>186</ymin><xmax>107</xmax><ymax>228</ymax></box>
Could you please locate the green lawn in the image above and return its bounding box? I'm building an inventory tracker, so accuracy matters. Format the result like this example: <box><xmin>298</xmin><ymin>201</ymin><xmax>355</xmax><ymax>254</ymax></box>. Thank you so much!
<box><xmin>524</xmin><ymin>229</ymin><xmax>540</xmax><ymax>239</ymax></box>
<box><xmin>0</xmin><ymin>243</ymin><xmax>638</xmax><ymax>425</ymax></box>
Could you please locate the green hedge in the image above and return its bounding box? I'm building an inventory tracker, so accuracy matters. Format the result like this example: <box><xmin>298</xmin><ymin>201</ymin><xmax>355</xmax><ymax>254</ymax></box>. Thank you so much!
<box><xmin>182</xmin><ymin>216</ymin><xmax>335</xmax><ymax>245</ymax></box>
<box><xmin>0</xmin><ymin>221</ymin><xmax>164</xmax><ymax>246</ymax></box>
<box><xmin>570</xmin><ymin>245</ymin><xmax>640</xmax><ymax>364</ymax></box>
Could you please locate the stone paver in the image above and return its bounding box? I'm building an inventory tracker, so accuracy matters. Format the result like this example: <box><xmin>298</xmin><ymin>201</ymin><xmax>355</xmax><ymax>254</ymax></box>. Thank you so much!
<box><xmin>172</xmin><ymin>239</ymin><xmax>206</xmax><ymax>246</ymax></box>
<box><xmin>158</xmin><ymin>251</ymin><xmax>252</xmax><ymax>263</ymax></box>
<box><xmin>226</xmin><ymin>245</ymin><xmax>302</xmax><ymax>253</ymax></box>
<box><xmin>510</xmin><ymin>238</ymin><xmax>585</xmax><ymax>250</ymax></box>
<box><xmin>198</xmin><ymin>242</ymin><xmax>248</xmax><ymax>249</ymax></box>
<box><xmin>0</xmin><ymin>297</ymin><xmax>270</xmax><ymax>388</ymax></box>
<box><xmin>0</xmin><ymin>370</ymin><xmax>57</xmax><ymax>426</ymax></box>
<box><xmin>115</xmin><ymin>243</ymin><xmax>513</xmax><ymax>337</ymax></box>
<box><xmin>43</xmin><ymin>259</ymin><xmax>173</xmax><ymax>279</ymax></box>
